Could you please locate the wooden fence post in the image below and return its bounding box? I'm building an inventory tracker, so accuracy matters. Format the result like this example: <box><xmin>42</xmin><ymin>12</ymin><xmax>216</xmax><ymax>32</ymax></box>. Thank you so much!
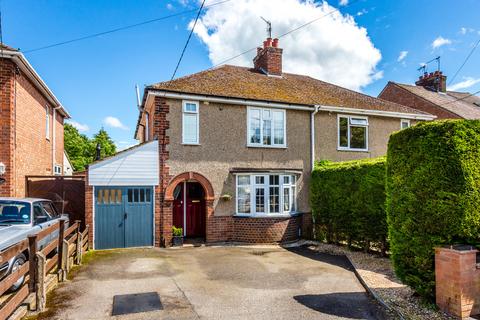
<box><xmin>35</xmin><ymin>252</ymin><xmax>47</xmax><ymax>311</ymax></box>
<box><xmin>62</xmin><ymin>239</ymin><xmax>69</xmax><ymax>274</ymax></box>
<box><xmin>27</xmin><ymin>235</ymin><xmax>37</xmax><ymax>293</ymax></box>
<box><xmin>75</xmin><ymin>221</ymin><xmax>82</xmax><ymax>265</ymax></box>
<box><xmin>57</xmin><ymin>219</ymin><xmax>66</xmax><ymax>282</ymax></box>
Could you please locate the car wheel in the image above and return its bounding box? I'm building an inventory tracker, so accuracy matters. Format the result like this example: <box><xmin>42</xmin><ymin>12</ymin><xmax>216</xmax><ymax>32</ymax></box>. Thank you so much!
<box><xmin>8</xmin><ymin>253</ymin><xmax>26</xmax><ymax>292</ymax></box>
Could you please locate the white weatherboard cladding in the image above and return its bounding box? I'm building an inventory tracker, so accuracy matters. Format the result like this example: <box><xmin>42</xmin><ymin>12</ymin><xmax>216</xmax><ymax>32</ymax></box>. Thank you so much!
<box><xmin>88</xmin><ymin>141</ymin><xmax>159</xmax><ymax>186</ymax></box>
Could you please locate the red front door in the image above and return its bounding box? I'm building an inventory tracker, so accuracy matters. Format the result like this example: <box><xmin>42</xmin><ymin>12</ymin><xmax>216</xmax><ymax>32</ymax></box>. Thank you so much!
<box><xmin>172</xmin><ymin>182</ymin><xmax>206</xmax><ymax>238</ymax></box>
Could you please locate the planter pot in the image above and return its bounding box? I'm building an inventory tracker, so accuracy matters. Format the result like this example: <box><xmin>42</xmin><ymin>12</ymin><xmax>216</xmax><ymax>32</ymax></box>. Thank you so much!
<box><xmin>172</xmin><ymin>236</ymin><xmax>184</xmax><ymax>247</ymax></box>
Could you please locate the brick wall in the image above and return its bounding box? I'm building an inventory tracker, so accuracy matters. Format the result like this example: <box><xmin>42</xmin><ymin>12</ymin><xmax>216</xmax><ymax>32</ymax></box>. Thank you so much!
<box><xmin>232</xmin><ymin>215</ymin><xmax>301</xmax><ymax>243</ymax></box>
<box><xmin>84</xmin><ymin>170</ymin><xmax>94</xmax><ymax>248</ymax></box>
<box><xmin>379</xmin><ymin>82</ymin><xmax>461</xmax><ymax>120</ymax></box>
<box><xmin>207</xmin><ymin>215</ymin><xmax>233</xmax><ymax>243</ymax></box>
<box><xmin>153</xmin><ymin>96</ymin><xmax>172</xmax><ymax>247</ymax></box>
<box><xmin>0</xmin><ymin>59</ymin><xmax>16</xmax><ymax>197</ymax></box>
<box><xmin>0</xmin><ymin>58</ymin><xmax>65</xmax><ymax>197</ymax></box>
<box><xmin>435</xmin><ymin>247</ymin><xmax>480</xmax><ymax>319</ymax></box>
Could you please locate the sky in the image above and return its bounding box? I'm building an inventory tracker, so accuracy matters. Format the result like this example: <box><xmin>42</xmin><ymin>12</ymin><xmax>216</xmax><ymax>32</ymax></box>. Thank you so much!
<box><xmin>2</xmin><ymin>0</ymin><xmax>480</xmax><ymax>149</ymax></box>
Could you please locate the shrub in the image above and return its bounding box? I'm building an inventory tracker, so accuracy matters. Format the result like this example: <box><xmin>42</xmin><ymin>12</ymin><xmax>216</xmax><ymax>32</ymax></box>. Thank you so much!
<box><xmin>172</xmin><ymin>226</ymin><xmax>183</xmax><ymax>237</ymax></box>
<box><xmin>386</xmin><ymin>120</ymin><xmax>480</xmax><ymax>301</ymax></box>
<box><xmin>310</xmin><ymin>157</ymin><xmax>387</xmax><ymax>252</ymax></box>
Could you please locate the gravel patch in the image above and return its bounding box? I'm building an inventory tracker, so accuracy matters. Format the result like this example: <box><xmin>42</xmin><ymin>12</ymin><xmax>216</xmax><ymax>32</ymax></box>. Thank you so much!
<box><xmin>312</xmin><ymin>243</ymin><xmax>456</xmax><ymax>320</ymax></box>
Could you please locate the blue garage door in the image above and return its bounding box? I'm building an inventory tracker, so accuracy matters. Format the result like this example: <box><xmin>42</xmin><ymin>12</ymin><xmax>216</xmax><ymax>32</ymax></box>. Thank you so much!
<box><xmin>95</xmin><ymin>187</ymin><xmax>153</xmax><ymax>249</ymax></box>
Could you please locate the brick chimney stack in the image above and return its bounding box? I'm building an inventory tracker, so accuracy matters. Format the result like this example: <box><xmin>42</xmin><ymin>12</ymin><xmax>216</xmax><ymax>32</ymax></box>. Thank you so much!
<box><xmin>415</xmin><ymin>71</ymin><xmax>447</xmax><ymax>92</ymax></box>
<box><xmin>253</xmin><ymin>37</ymin><xmax>283</xmax><ymax>76</ymax></box>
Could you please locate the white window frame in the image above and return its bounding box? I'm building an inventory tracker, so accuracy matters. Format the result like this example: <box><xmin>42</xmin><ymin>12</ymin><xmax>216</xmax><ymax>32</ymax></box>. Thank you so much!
<box><xmin>235</xmin><ymin>173</ymin><xmax>297</xmax><ymax>217</ymax></box>
<box><xmin>400</xmin><ymin>119</ymin><xmax>410</xmax><ymax>130</ymax></box>
<box><xmin>182</xmin><ymin>100</ymin><xmax>200</xmax><ymax>145</ymax></box>
<box><xmin>46</xmin><ymin>105</ymin><xmax>50</xmax><ymax>140</ymax></box>
<box><xmin>54</xmin><ymin>164</ymin><xmax>62</xmax><ymax>175</ymax></box>
<box><xmin>337</xmin><ymin>114</ymin><xmax>369</xmax><ymax>152</ymax></box>
<box><xmin>247</xmin><ymin>107</ymin><xmax>287</xmax><ymax>148</ymax></box>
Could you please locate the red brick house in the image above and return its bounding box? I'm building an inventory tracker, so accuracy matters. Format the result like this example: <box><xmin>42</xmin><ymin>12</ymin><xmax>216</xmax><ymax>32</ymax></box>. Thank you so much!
<box><xmin>379</xmin><ymin>71</ymin><xmax>480</xmax><ymax>119</ymax></box>
<box><xmin>0</xmin><ymin>44</ymin><xmax>70</xmax><ymax>197</ymax></box>
<box><xmin>85</xmin><ymin>38</ymin><xmax>434</xmax><ymax>249</ymax></box>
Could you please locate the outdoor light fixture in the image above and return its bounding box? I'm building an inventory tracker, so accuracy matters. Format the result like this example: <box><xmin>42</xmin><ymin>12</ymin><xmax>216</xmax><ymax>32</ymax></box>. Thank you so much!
<box><xmin>0</xmin><ymin>162</ymin><xmax>5</xmax><ymax>176</ymax></box>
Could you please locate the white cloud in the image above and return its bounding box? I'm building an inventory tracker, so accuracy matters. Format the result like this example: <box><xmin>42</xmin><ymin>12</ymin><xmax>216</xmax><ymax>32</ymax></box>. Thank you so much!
<box><xmin>460</xmin><ymin>27</ymin><xmax>475</xmax><ymax>35</ymax></box>
<box><xmin>432</xmin><ymin>36</ymin><xmax>451</xmax><ymax>49</ymax></box>
<box><xmin>339</xmin><ymin>0</ymin><xmax>349</xmax><ymax>6</ymax></box>
<box><xmin>397</xmin><ymin>50</ymin><xmax>408</xmax><ymax>62</ymax></box>
<box><xmin>192</xmin><ymin>0</ymin><xmax>382</xmax><ymax>91</ymax></box>
<box><xmin>103</xmin><ymin>116</ymin><xmax>129</xmax><ymax>130</ymax></box>
<box><xmin>449</xmin><ymin>77</ymin><xmax>480</xmax><ymax>91</ymax></box>
<box><xmin>166</xmin><ymin>3</ymin><xmax>174</xmax><ymax>10</ymax></box>
<box><xmin>356</xmin><ymin>9</ymin><xmax>368</xmax><ymax>16</ymax></box>
<box><xmin>67</xmin><ymin>120</ymin><xmax>89</xmax><ymax>132</ymax></box>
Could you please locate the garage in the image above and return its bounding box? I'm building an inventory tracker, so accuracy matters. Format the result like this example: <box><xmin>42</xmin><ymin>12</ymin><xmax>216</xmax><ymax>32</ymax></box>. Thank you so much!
<box><xmin>87</xmin><ymin>141</ymin><xmax>159</xmax><ymax>249</ymax></box>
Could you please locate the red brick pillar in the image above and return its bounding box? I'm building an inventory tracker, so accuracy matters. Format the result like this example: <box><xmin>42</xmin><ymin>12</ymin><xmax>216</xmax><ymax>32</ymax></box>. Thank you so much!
<box><xmin>162</xmin><ymin>200</ymin><xmax>173</xmax><ymax>247</ymax></box>
<box><xmin>84</xmin><ymin>168</ymin><xmax>94</xmax><ymax>249</ymax></box>
<box><xmin>0</xmin><ymin>60</ymin><xmax>16</xmax><ymax>197</ymax></box>
<box><xmin>435</xmin><ymin>246</ymin><xmax>480</xmax><ymax>319</ymax></box>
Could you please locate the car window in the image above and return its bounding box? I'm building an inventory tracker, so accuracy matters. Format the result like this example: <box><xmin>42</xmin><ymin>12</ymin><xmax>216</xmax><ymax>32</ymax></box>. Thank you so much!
<box><xmin>41</xmin><ymin>202</ymin><xmax>58</xmax><ymax>218</ymax></box>
<box><xmin>0</xmin><ymin>201</ymin><xmax>31</xmax><ymax>224</ymax></box>
<box><xmin>33</xmin><ymin>203</ymin><xmax>52</xmax><ymax>223</ymax></box>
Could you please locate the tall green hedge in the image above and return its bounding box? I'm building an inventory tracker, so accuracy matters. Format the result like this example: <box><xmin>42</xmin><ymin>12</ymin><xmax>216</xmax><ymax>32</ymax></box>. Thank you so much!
<box><xmin>310</xmin><ymin>157</ymin><xmax>387</xmax><ymax>252</ymax></box>
<box><xmin>386</xmin><ymin>120</ymin><xmax>480</xmax><ymax>301</ymax></box>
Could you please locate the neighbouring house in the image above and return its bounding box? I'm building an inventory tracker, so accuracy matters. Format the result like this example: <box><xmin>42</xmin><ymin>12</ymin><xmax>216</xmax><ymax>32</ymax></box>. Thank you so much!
<box><xmin>63</xmin><ymin>151</ymin><xmax>74</xmax><ymax>176</ymax></box>
<box><xmin>379</xmin><ymin>71</ymin><xmax>480</xmax><ymax>119</ymax></box>
<box><xmin>85</xmin><ymin>38</ymin><xmax>435</xmax><ymax>249</ymax></box>
<box><xmin>0</xmin><ymin>44</ymin><xmax>70</xmax><ymax>197</ymax></box>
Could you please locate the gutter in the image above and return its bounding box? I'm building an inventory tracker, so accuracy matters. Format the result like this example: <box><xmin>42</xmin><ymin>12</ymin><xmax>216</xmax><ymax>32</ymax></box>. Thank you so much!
<box><xmin>311</xmin><ymin>105</ymin><xmax>320</xmax><ymax>171</ymax></box>
<box><xmin>316</xmin><ymin>105</ymin><xmax>435</xmax><ymax>121</ymax></box>
<box><xmin>149</xmin><ymin>90</ymin><xmax>315</xmax><ymax>111</ymax></box>
<box><xmin>1</xmin><ymin>49</ymin><xmax>70</xmax><ymax>118</ymax></box>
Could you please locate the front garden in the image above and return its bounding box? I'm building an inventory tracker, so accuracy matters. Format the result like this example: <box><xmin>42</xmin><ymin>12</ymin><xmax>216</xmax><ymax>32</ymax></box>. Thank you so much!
<box><xmin>310</xmin><ymin>119</ymin><xmax>480</xmax><ymax>318</ymax></box>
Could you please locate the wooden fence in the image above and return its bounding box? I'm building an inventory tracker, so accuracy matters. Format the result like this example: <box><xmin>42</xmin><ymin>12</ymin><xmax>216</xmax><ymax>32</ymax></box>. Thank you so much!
<box><xmin>0</xmin><ymin>219</ymin><xmax>89</xmax><ymax>320</ymax></box>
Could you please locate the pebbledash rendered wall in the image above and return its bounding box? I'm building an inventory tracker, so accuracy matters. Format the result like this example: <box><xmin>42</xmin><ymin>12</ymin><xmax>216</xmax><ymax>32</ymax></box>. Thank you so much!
<box><xmin>141</xmin><ymin>95</ymin><xmax>413</xmax><ymax>246</ymax></box>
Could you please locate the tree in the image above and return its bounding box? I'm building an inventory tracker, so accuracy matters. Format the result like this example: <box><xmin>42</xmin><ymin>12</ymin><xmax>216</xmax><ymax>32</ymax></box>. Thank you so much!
<box><xmin>64</xmin><ymin>123</ymin><xmax>91</xmax><ymax>171</ymax></box>
<box><xmin>91</xmin><ymin>128</ymin><xmax>117</xmax><ymax>159</ymax></box>
<box><xmin>64</xmin><ymin>124</ymin><xmax>117</xmax><ymax>172</ymax></box>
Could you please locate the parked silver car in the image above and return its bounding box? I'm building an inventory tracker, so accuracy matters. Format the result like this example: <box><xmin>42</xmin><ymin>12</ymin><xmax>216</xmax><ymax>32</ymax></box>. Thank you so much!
<box><xmin>0</xmin><ymin>198</ymin><xmax>69</xmax><ymax>292</ymax></box>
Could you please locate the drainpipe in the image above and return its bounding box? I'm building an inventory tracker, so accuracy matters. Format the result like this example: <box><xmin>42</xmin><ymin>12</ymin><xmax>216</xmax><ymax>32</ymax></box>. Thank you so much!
<box><xmin>52</xmin><ymin>106</ymin><xmax>61</xmax><ymax>175</ymax></box>
<box><xmin>310</xmin><ymin>105</ymin><xmax>320</xmax><ymax>171</ymax></box>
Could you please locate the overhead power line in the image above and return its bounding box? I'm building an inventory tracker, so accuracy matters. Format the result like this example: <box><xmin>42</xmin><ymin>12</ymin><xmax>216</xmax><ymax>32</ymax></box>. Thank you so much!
<box><xmin>171</xmin><ymin>0</ymin><xmax>206</xmax><ymax>80</ymax></box>
<box><xmin>23</xmin><ymin>0</ymin><xmax>231</xmax><ymax>54</ymax></box>
<box><xmin>439</xmin><ymin>89</ymin><xmax>480</xmax><ymax>107</ymax></box>
<box><xmin>210</xmin><ymin>0</ymin><xmax>361</xmax><ymax>68</ymax></box>
<box><xmin>448</xmin><ymin>38</ymin><xmax>480</xmax><ymax>86</ymax></box>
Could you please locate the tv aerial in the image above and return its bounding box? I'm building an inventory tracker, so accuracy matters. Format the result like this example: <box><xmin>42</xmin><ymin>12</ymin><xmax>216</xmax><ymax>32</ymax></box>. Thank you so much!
<box><xmin>260</xmin><ymin>16</ymin><xmax>272</xmax><ymax>38</ymax></box>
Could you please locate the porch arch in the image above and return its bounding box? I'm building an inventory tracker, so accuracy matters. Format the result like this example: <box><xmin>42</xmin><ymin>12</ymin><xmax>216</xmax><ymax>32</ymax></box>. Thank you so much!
<box><xmin>164</xmin><ymin>171</ymin><xmax>215</xmax><ymax>202</ymax></box>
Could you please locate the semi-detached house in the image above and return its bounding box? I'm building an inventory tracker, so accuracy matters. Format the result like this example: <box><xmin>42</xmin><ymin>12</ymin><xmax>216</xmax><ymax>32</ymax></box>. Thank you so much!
<box><xmin>85</xmin><ymin>38</ymin><xmax>435</xmax><ymax>249</ymax></box>
<box><xmin>0</xmin><ymin>44</ymin><xmax>70</xmax><ymax>197</ymax></box>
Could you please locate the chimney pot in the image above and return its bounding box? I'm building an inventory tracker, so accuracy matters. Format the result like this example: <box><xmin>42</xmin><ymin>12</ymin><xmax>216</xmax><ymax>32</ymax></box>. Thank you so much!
<box><xmin>253</xmin><ymin>37</ymin><xmax>283</xmax><ymax>76</ymax></box>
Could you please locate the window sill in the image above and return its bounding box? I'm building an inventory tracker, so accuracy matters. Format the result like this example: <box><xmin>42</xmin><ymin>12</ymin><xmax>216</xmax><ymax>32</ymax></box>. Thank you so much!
<box><xmin>337</xmin><ymin>148</ymin><xmax>369</xmax><ymax>153</ymax></box>
<box><xmin>182</xmin><ymin>143</ymin><xmax>201</xmax><ymax>146</ymax></box>
<box><xmin>234</xmin><ymin>212</ymin><xmax>300</xmax><ymax>218</ymax></box>
<box><xmin>247</xmin><ymin>144</ymin><xmax>287</xmax><ymax>149</ymax></box>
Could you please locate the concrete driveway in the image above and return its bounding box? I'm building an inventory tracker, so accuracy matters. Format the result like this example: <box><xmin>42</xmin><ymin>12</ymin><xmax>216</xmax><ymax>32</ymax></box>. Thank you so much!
<box><xmin>35</xmin><ymin>245</ymin><xmax>388</xmax><ymax>320</ymax></box>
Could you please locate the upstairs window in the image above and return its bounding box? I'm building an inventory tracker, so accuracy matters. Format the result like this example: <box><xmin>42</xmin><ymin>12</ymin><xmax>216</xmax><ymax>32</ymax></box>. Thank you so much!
<box><xmin>182</xmin><ymin>101</ymin><xmax>199</xmax><ymax>144</ymax></box>
<box><xmin>400</xmin><ymin>119</ymin><xmax>410</xmax><ymax>130</ymax></box>
<box><xmin>247</xmin><ymin>107</ymin><xmax>286</xmax><ymax>147</ymax></box>
<box><xmin>338</xmin><ymin>115</ymin><xmax>368</xmax><ymax>151</ymax></box>
<box><xmin>46</xmin><ymin>105</ymin><xmax>50</xmax><ymax>140</ymax></box>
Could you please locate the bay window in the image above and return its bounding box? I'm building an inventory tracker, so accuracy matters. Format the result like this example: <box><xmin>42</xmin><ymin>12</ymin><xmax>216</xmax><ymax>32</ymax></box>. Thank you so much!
<box><xmin>338</xmin><ymin>115</ymin><xmax>368</xmax><ymax>151</ymax></box>
<box><xmin>236</xmin><ymin>174</ymin><xmax>297</xmax><ymax>215</ymax></box>
<box><xmin>247</xmin><ymin>107</ymin><xmax>286</xmax><ymax>147</ymax></box>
